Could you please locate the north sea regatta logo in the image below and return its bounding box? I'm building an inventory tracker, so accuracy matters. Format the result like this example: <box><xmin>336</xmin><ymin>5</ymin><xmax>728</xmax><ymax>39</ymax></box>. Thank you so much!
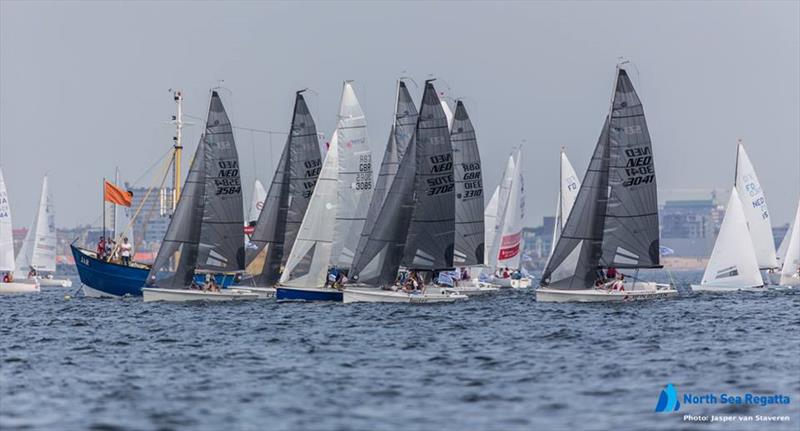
<box><xmin>654</xmin><ymin>384</ymin><xmax>793</xmax><ymax>423</ymax></box>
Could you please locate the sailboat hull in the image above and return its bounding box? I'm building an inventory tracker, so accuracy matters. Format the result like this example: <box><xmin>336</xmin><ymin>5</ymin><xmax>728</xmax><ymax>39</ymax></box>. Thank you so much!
<box><xmin>276</xmin><ymin>287</ymin><xmax>343</xmax><ymax>302</ymax></box>
<box><xmin>536</xmin><ymin>283</ymin><xmax>677</xmax><ymax>303</ymax></box>
<box><xmin>236</xmin><ymin>286</ymin><xmax>276</xmax><ymax>298</ymax></box>
<box><xmin>0</xmin><ymin>279</ymin><xmax>40</xmax><ymax>294</ymax></box>
<box><xmin>342</xmin><ymin>286</ymin><xmax>468</xmax><ymax>304</ymax></box>
<box><xmin>142</xmin><ymin>287</ymin><xmax>259</xmax><ymax>303</ymax></box>
<box><xmin>491</xmin><ymin>277</ymin><xmax>531</xmax><ymax>288</ymax></box>
<box><xmin>35</xmin><ymin>277</ymin><xmax>73</xmax><ymax>288</ymax></box>
<box><xmin>690</xmin><ymin>284</ymin><xmax>766</xmax><ymax>293</ymax></box>
<box><xmin>444</xmin><ymin>280</ymin><xmax>500</xmax><ymax>296</ymax></box>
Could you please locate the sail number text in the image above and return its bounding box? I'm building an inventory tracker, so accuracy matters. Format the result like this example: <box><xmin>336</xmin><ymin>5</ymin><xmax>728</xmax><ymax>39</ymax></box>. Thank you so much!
<box><xmin>621</xmin><ymin>147</ymin><xmax>654</xmax><ymax>187</ymax></box>
<box><xmin>215</xmin><ymin>160</ymin><xmax>241</xmax><ymax>195</ymax></box>
<box><xmin>426</xmin><ymin>153</ymin><xmax>454</xmax><ymax>196</ymax></box>
<box><xmin>460</xmin><ymin>162</ymin><xmax>482</xmax><ymax>198</ymax></box>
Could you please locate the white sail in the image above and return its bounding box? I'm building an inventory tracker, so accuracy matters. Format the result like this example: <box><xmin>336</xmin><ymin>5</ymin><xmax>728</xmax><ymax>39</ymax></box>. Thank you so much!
<box><xmin>551</xmin><ymin>150</ymin><xmax>580</xmax><ymax>252</ymax></box>
<box><xmin>440</xmin><ymin>99</ymin><xmax>454</xmax><ymax>131</ymax></box>
<box><xmin>735</xmin><ymin>143</ymin><xmax>777</xmax><ymax>269</ymax></box>
<box><xmin>0</xmin><ymin>168</ymin><xmax>15</xmax><ymax>272</ymax></box>
<box><xmin>279</xmin><ymin>133</ymin><xmax>340</xmax><ymax>288</ymax></box>
<box><xmin>248</xmin><ymin>179</ymin><xmax>267</xmax><ymax>224</ymax></box>
<box><xmin>486</xmin><ymin>154</ymin><xmax>516</xmax><ymax>270</ymax></box>
<box><xmin>700</xmin><ymin>187</ymin><xmax>762</xmax><ymax>288</ymax></box>
<box><xmin>496</xmin><ymin>148</ymin><xmax>525</xmax><ymax>270</ymax></box>
<box><xmin>779</xmin><ymin>199</ymin><xmax>800</xmax><ymax>286</ymax></box>
<box><xmin>776</xmin><ymin>224</ymin><xmax>791</xmax><ymax>265</ymax></box>
<box><xmin>483</xmin><ymin>186</ymin><xmax>499</xmax><ymax>267</ymax></box>
<box><xmin>16</xmin><ymin>176</ymin><xmax>57</xmax><ymax>274</ymax></box>
<box><xmin>331</xmin><ymin>82</ymin><xmax>372</xmax><ymax>269</ymax></box>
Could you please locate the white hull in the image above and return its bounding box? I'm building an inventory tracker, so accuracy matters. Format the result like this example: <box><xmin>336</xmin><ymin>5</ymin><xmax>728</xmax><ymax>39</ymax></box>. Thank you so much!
<box><xmin>342</xmin><ymin>286</ymin><xmax>468</xmax><ymax>304</ymax></box>
<box><xmin>236</xmin><ymin>286</ymin><xmax>276</xmax><ymax>298</ymax></box>
<box><xmin>36</xmin><ymin>277</ymin><xmax>72</xmax><ymax>288</ymax></box>
<box><xmin>142</xmin><ymin>287</ymin><xmax>259</xmax><ymax>303</ymax></box>
<box><xmin>492</xmin><ymin>277</ymin><xmax>531</xmax><ymax>289</ymax></box>
<box><xmin>690</xmin><ymin>284</ymin><xmax>766</xmax><ymax>293</ymax></box>
<box><xmin>0</xmin><ymin>279</ymin><xmax>40</xmax><ymax>294</ymax></box>
<box><xmin>444</xmin><ymin>281</ymin><xmax>500</xmax><ymax>296</ymax></box>
<box><xmin>536</xmin><ymin>282</ymin><xmax>677</xmax><ymax>303</ymax></box>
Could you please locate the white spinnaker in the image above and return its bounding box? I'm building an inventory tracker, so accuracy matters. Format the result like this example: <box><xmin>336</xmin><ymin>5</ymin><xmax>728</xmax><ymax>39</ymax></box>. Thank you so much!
<box><xmin>0</xmin><ymin>168</ymin><xmax>15</xmax><ymax>272</ymax></box>
<box><xmin>483</xmin><ymin>186</ymin><xmax>499</xmax><ymax>267</ymax></box>
<box><xmin>487</xmin><ymin>154</ymin><xmax>516</xmax><ymax>270</ymax></box>
<box><xmin>248</xmin><ymin>179</ymin><xmax>267</xmax><ymax>224</ymax></box>
<box><xmin>735</xmin><ymin>143</ymin><xmax>777</xmax><ymax>269</ymax></box>
<box><xmin>279</xmin><ymin>134</ymin><xmax>339</xmax><ymax>288</ymax></box>
<box><xmin>331</xmin><ymin>82</ymin><xmax>372</xmax><ymax>269</ymax></box>
<box><xmin>700</xmin><ymin>188</ymin><xmax>762</xmax><ymax>288</ymax></box>
<box><xmin>779</xmin><ymin>199</ymin><xmax>800</xmax><ymax>286</ymax></box>
<box><xmin>16</xmin><ymin>176</ymin><xmax>56</xmax><ymax>273</ymax></box>
<box><xmin>496</xmin><ymin>148</ymin><xmax>525</xmax><ymax>270</ymax></box>
<box><xmin>440</xmin><ymin>100</ymin><xmax>454</xmax><ymax>132</ymax></box>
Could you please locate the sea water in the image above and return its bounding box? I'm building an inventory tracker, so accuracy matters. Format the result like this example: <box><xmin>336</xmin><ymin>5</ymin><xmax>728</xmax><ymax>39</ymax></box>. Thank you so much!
<box><xmin>1</xmin><ymin>271</ymin><xmax>798</xmax><ymax>431</ymax></box>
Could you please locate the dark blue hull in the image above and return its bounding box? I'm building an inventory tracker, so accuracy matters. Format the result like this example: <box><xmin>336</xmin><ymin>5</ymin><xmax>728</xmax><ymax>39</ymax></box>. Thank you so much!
<box><xmin>71</xmin><ymin>245</ymin><xmax>237</xmax><ymax>297</ymax></box>
<box><xmin>276</xmin><ymin>287</ymin><xmax>343</xmax><ymax>302</ymax></box>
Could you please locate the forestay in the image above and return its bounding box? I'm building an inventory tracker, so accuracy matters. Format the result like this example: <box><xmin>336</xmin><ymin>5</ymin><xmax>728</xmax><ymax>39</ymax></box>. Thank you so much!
<box><xmin>700</xmin><ymin>188</ymin><xmax>762</xmax><ymax>288</ymax></box>
<box><xmin>735</xmin><ymin>142</ymin><xmax>777</xmax><ymax>269</ymax></box>
<box><xmin>247</xmin><ymin>92</ymin><xmax>322</xmax><ymax>286</ymax></box>
<box><xmin>451</xmin><ymin>101</ymin><xmax>485</xmax><ymax>266</ymax></box>
<box><xmin>542</xmin><ymin>68</ymin><xmax>661</xmax><ymax>289</ymax></box>
<box><xmin>331</xmin><ymin>82</ymin><xmax>373</xmax><ymax>269</ymax></box>
<box><xmin>402</xmin><ymin>80</ymin><xmax>456</xmax><ymax>270</ymax></box>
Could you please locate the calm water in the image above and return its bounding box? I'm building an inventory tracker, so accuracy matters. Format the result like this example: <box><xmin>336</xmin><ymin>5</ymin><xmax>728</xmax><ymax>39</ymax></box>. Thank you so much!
<box><xmin>1</xmin><ymin>271</ymin><xmax>798</xmax><ymax>431</ymax></box>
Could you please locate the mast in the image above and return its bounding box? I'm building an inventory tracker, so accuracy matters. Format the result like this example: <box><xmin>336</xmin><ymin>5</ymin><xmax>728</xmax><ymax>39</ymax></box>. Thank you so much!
<box><xmin>170</xmin><ymin>90</ymin><xmax>186</xmax><ymax>210</ymax></box>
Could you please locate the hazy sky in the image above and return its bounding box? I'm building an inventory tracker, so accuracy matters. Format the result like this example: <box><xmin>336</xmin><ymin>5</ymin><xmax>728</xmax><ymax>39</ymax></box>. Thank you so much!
<box><xmin>1</xmin><ymin>1</ymin><xmax>798</xmax><ymax>229</ymax></box>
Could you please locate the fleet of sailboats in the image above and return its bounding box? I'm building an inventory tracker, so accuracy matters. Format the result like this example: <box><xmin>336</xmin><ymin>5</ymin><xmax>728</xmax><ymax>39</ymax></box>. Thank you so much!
<box><xmin>6</xmin><ymin>65</ymin><xmax>794</xmax><ymax>303</ymax></box>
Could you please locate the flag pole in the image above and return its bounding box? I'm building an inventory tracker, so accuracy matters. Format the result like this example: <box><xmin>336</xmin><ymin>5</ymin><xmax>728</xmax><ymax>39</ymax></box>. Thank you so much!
<box><xmin>102</xmin><ymin>178</ymin><xmax>106</xmax><ymax>255</ymax></box>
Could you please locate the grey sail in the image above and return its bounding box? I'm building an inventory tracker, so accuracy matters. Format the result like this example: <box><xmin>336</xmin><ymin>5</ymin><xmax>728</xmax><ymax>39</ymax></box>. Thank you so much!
<box><xmin>351</xmin><ymin>81</ymin><xmax>418</xmax><ymax>273</ymax></box>
<box><xmin>147</xmin><ymin>136</ymin><xmax>206</xmax><ymax>287</ymax></box>
<box><xmin>542</xmin><ymin>68</ymin><xmax>660</xmax><ymax>289</ymax></box>
<box><xmin>197</xmin><ymin>92</ymin><xmax>245</xmax><ymax>272</ymax></box>
<box><xmin>247</xmin><ymin>92</ymin><xmax>322</xmax><ymax>286</ymax></box>
<box><xmin>451</xmin><ymin>101</ymin><xmax>484</xmax><ymax>266</ymax></box>
<box><xmin>401</xmin><ymin>80</ymin><xmax>455</xmax><ymax>270</ymax></box>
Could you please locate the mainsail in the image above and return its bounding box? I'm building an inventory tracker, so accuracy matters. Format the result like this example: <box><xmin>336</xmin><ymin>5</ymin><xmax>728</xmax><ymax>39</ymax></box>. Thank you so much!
<box><xmin>402</xmin><ymin>80</ymin><xmax>455</xmax><ymax>270</ymax></box>
<box><xmin>486</xmin><ymin>154</ymin><xmax>515</xmax><ymax>270</ymax></box>
<box><xmin>247</xmin><ymin>91</ymin><xmax>322</xmax><ymax>286</ymax></box>
<box><xmin>330</xmin><ymin>82</ymin><xmax>373</xmax><ymax>269</ymax></box>
<box><xmin>350</xmin><ymin>81</ymin><xmax>418</xmax><ymax>285</ymax></box>
<box><xmin>279</xmin><ymin>130</ymin><xmax>339</xmax><ymax>288</ymax></box>
<box><xmin>779</xmin><ymin>200</ymin><xmax>800</xmax><ymax>286</ymax></box>
<box><xmin>0</xmin><ymin>168</ymin><xmax>15</xmax><ymax>272</ymax></box>
<box><xmin>542</xmin><ymin>67</ymin><xmax>661</xmax><ymax>289</ymax></box>
<box><xmin>247</xmin><ymin>179</ymin><xmax>267</xmax><ymax>225</ymax></box>
<box><xmin>495</xmin><ymin>148</ymin><xmax>525</xmax><ymax>270</ymax></box>
<box><xmin>451</xmin><ymin>101</ymin><xmax>484</xmax><ymax>266</ymax></box>
<box><xmin>148</xmin><ymin>91</ymin><xmax>244</xmax><ymax>287</ymax></box>
<box><xmin>735</xmin><ymin>142</ymin><xmax>777</xmax><ymax>269</ymax></box>
<box><xmin>15</xmin><ymin>176</ymin><xmax>57</xmax><ymax>274</ymax></box>
<box><xmin>483</xmin><ymin>186</ymin><xmax>499</xmax><ymax>267</ymax></box>
<box><xmin>700</xmin><ymin>188</ymin><xmax>762</xmax><ymax>288</ymax></box>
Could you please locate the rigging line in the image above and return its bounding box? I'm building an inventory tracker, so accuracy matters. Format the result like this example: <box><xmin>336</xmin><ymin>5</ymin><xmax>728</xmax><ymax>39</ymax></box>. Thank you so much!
<box><xmin>128</xmin><ymin>147</ymin><xmax>173</xmax><ymax>188</ymax></box>
<box><xmin>183</xmin><ymin>113</ymin><xmax>289</xmax><ymax>135</ymax></box>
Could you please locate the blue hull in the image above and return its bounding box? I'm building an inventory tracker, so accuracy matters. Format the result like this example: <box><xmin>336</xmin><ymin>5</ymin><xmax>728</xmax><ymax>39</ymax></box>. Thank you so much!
<box><xmin>276</xmin><ymin>287</ymin><xmax>343</xmax><ymax>302</ymax></box>
<box><xmin>71</xmin><ymin>245</ymin><xmax>237</xmax><ymax>297</ymax></box>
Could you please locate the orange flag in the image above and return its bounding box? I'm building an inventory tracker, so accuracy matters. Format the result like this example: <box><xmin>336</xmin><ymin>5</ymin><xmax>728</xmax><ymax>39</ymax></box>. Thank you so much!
<box><xmin>104</xmin><ymin>180</ymin><xmax>133</xmax><ymax>207</ymax></box>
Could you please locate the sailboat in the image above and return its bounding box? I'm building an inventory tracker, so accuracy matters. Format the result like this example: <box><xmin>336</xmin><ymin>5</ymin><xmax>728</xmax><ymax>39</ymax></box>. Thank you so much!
<box><xmin>241</xmin><ymin>91</ymin><xmax>322</xmax><ymax>298</ymax></box>
<box><xmin>343</xmin><ymin>80</ymin><xmax>467</xmax><ymax>303</ymax></box>
<box><xmin>247</xmin><ymin>179</ymin><xmax>266</xmax><ymax>227</ymax></box>
<box><xmin>551</xmin><ymin>149</ymin><xmax>581</xmax><ymax>255</ymax></box>
<box><xmin>142</xmin><ymin>91</ymin><xmax>257</xmax><ymax>302</ymax></box>
<box><xmin>691</xmin><ymin>188</ymin><xmax>763</xmax><ymax>292</ymax></box>
<box><xmin>537</xmin><ymin>64</ymin><xmax>677</xmax><ymax>302</ymax></box>
<box><xmin>273</xmin><ymin>81</ymin><xmax>372</xmax><ymax>301</ymax></box>
<box><xmin>778</xmin><ymin>200</ymin><xmax>799</xmax><ymax>287</ymax></box>
<box><xmin>442</xmin><ymin>100</ymin><xmax>498</xmax><ymax>296</ymax></box>
<box><xmin>15</xmin><ymin>176</ymin><xmax>72</xmax><ymax>287</ymax></box>
<box><xmin>487</xmin><ymin>148</ymin><xmax>530</xmax><ymax>288</ymax></box>
<box><xmin>733</xmin><ymin>141</ymin><xmax>778</xmax><ymax>283</ymax></box>
<box><xmin>0</xmin><ymin>168</ymin><xmax>40</xmax><ymax>294</ymax></box>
